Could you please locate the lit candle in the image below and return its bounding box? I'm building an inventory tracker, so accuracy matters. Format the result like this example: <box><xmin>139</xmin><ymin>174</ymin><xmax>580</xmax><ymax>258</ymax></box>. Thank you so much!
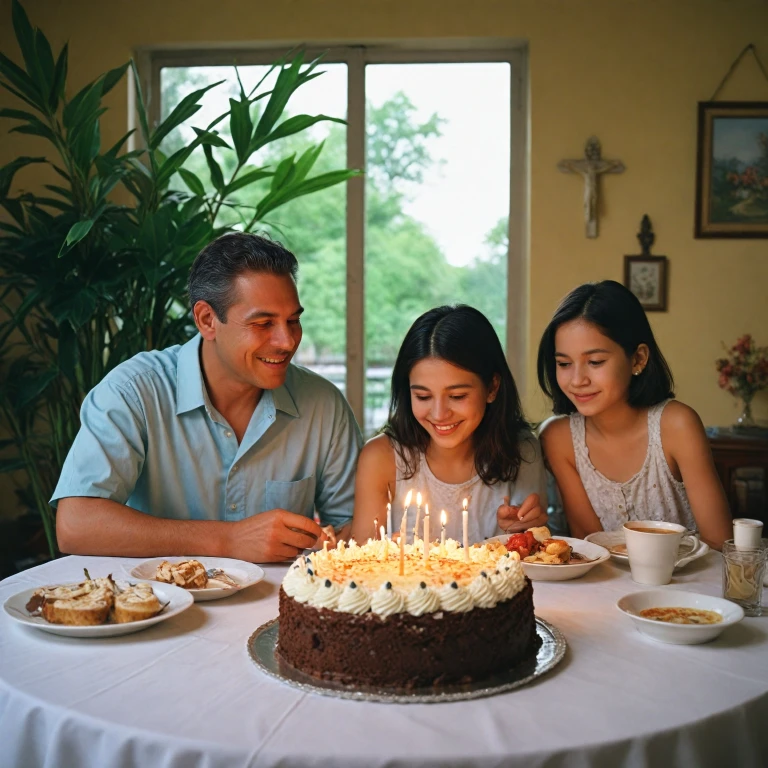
<box><xmin>380</xmin><ymin>525</ymin><xmax>387</xmax><ymax>561</ymax></box>
<box><xmin>440</xmin><ymin>510</ymin><xmax>447</xmax><ymax>548</ymax></box>
<box><xmin>374</xmin><ymin>517</ymin><xmax>379</xmax><ymax>542</ymax></box>
<box><xmin>423</xmin><ymin>506</ymin><xmax>430</xmax><ymax>563</ymax></box>
<box><xmin>413</xmin><ymin>491</ymin><xmax>423</xmax><ymax>542</ymax></box>
<box><xmin>386</xmin><ymin>503</ymin><xmax>392</xmax><ymax>539</ymax></box>
<box><xmin>462</xmin><ymin>498</ymin><xmax>469</xmax><ymax>562</ymax></box>
<box><xmin>399</xmin><ymin>510</ymin><xmax>407</xmax><ymax>576</ymax></box>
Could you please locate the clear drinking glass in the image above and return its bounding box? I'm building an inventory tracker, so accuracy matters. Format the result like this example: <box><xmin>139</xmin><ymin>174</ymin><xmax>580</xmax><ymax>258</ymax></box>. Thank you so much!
<box><xmin>722</xmin><ymin>539</ymin><xmax>766</xmax><ymax>617</ymax></box>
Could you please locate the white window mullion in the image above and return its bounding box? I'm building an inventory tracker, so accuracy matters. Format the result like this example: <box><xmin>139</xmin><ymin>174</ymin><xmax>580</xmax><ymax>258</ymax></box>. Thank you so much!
<box><xmin>507</xmin><ymin>48</ymin><xmax>529</xmax><ymax>397</ymax></box>
<box><xmin>345</xmin><ymin>49</ymin><xmax>366</xmax><ymax>427</ymax></box>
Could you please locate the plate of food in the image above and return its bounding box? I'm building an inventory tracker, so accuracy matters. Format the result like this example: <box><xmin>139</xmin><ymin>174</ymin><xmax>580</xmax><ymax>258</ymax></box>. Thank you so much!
<box><xmin>129</xmin><ymin>556</ymin><xmax>264</xmax><ymax>601</ymax></box>
<box><xmin>485</xmin><ymin>527</ymin><xmax>610</xmax><ymax>581</ymax></box>
<box><xmin>585</xmin><ymin>530</ymin><xmax>710</xmax><ymax>568</ymax></box>
<box><xmin>616</xmin><ymin>589</ymin><xmax>744</xmax><ymax>644</ymax></box>
<box><xmin>3</xmin><ymin>571</ymin><xmax>194</xmax><ymax>638</ymax></box>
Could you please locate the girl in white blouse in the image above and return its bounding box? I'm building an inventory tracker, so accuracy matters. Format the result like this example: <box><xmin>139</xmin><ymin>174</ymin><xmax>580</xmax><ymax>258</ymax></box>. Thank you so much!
<box><xmin>350</xmin><ymin>306</ymin><xmax>548</xmax><ymax>545</ymax></box>
<box><xmin>537</xmin><ymin>280</ymin><xmax>731</xmax><ymax>550</ymax></box>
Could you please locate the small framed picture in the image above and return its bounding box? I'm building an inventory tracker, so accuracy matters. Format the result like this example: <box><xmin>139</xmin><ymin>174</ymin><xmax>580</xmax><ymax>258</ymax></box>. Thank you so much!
<box><xmin>695</xmin><ymin>101</ymin><xmax>768</xmax><ymax>238</ymax></box>
<box><xmin>623</xmin><ymin>255</ymin><xmax>668</xmax><ymax>312</ymax></box>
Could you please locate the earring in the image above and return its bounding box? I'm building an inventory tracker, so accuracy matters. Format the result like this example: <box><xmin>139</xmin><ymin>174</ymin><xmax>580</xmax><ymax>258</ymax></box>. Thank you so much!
<box><xmin>633</xmin><ymin>369</ymin><xmax>642</xmax><ymax>376</ymax></box>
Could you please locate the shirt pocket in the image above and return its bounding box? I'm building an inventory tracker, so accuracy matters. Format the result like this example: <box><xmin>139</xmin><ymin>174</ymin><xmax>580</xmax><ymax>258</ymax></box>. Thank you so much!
<box><xmin>266</xmin><ymin>475</ymin><xmax>316</xmax><ymax>517</ymax></box>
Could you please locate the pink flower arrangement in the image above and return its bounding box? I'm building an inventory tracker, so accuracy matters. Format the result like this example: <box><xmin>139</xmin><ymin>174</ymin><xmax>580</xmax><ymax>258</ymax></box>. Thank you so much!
<box><xmin>715</xmin><ymin>334</ymin><xmax>768</xmax><ymax>399</ymax></box>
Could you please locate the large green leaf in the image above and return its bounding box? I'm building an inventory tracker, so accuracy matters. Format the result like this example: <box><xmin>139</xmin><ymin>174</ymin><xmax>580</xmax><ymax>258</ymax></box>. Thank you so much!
<box><xmin>268</xmin><ymin>113</ymin><xmax>345</xmax><ymax>143</ymax></box>
<box><xmin>229</xmin><ymin>96</ymin><xmax>253</xmax><ymax>164</ymax></box>
<box><xmin>203</xmin><ymin>144</ymin><xmax>224</xmax><ymax>192</ymax></box>
<box><xmin>0</xmin><ymin>156</ymin><xmax>45</xmax><ymax>198</ymax></box>
<box><xmin>150</xmin><ymin>80</ymin><xmax>223</xmax><ymax>150</ymax></box>
<box><xmin>10</xmin><ymin>0</ymin><xmax>47</xmax><ymax>104</ymax></box>
<box><xmin>178</xmin><ymin>168</ymin><xmax>205</xmax><ymax>196</ymax></box>
<box><xmin>130</xmin><ymin>59</ymin><xmax>152</xmax><ymax>151</ymax></box>
<box><xmin>0</xmin><ymin>50</ymin><xmax>43</xmax><ymax>110</ymax></box>
<box><xmin>57</xmin><ymin>218</ymin><xmax>95</xmax><ymax>257</ymax></box>
<box><xmin>224</xmin><ymin>166</ymin><xmax>273</xmax><ymax>195</ymax></box>
<box><xmin>49</xmin><ymin>42</ymin><xmax>68</xmax><ymax>111</ymax></box>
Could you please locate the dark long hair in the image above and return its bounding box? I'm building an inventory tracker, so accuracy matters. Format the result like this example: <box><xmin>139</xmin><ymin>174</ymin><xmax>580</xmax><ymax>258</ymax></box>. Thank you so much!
<box><xmin>537</xmin><ymin>280</ymin><xmax>675</xmax><ymax>415</ymax></box>
<box><xmin>383</xmin><ymin>305</ymin><xmax>530</xmax><ymax>485</ymax></box>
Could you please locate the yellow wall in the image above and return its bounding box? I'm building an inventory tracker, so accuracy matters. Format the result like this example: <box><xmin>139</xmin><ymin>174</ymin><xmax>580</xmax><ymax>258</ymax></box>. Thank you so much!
<box><xmin>2</xmin><ymin>0</ymin><xmax>767</xmax><ymax>433</ymax></box>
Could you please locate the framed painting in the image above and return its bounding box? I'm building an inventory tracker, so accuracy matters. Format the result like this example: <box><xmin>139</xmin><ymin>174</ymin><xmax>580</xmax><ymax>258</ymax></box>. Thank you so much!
<box><xmin>623</xmin><ymin>255</ymin><xmax>668</xmax><ymax>312</ymax></box>
<box><xmin>695</xmin><ymin>101</ymin><xmax>768</xmax><ymax>238</ymax></box>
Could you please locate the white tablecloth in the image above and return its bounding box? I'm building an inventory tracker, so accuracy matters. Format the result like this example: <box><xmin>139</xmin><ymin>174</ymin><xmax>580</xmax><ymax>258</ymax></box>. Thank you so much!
<box><xmin>1</xmin><ymin>552</ymin><xmax>767</xmax><ymax>768</ymax></box>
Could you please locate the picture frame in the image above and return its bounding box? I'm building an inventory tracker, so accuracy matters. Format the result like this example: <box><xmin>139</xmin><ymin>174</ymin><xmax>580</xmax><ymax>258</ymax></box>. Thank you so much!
<box><xmin>623</xmin><ymin>255</ymin><xmax>668</xmax><ymax>312</ymax></box>
<box><xmin>695</xmin><ymin>101</ymin><xmax>768</xmax><ymax>238</ymax></box>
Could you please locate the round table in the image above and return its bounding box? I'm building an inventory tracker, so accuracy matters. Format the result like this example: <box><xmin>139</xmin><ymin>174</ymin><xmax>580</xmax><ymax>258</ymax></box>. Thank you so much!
<box><xmin>1</xmin><ymin>551</ymin><xmax>767</xmax><ymax>768</ymax></box>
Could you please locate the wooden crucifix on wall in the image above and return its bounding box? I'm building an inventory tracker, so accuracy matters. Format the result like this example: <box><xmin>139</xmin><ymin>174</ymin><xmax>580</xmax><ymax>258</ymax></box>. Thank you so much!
<box><xmin>558</xmin><ymin>137</ymin><xmax>625</xmax><ymax>238</ymax></box>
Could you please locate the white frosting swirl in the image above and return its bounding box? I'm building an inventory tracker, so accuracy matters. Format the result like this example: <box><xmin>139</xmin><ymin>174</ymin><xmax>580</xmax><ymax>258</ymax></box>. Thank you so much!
<box><xmin>309</xmin><ymin>579</ymin><xmax>342</xmax><ymax>609</ymax></box>
<box><xmin>406</xmin><ymin>583</ymin><xmax>441</xmax><ymax>616</ymax></box>
<box><xmin>281</xmin><ymin>563</ymin><xmax>306</xmax><ymax>597</ymax></box>
<box><xmin>291</xmin><ymin>573</ymin><xmax>319</xmax><ymax>603</ymax></box>
<box><xmin>370</xmin><ymin>583</ymin><xmax>405</xmax><ymax>618</ymax></box>
<box><xmin>337</xmin><ymin>582</ymin><xmax>372</xmax><ymax>615</ymax></box>
<box><xmin>491</xmin><ymin>562</ymin><xmax>526</xmax><ymax>601</ymax></box>
<box><xmin>468</xmin><ymin>572</ymin><xmax>499</xmax><ymax>608</ymax></box>
<box><xmin>438</xmin><ymin>581</ymin><xmax>474</xmax><ymax>612</ymax></box>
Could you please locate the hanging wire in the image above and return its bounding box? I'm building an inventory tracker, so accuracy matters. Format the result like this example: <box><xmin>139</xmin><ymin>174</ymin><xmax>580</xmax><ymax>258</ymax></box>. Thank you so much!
<box><xmin>710</xmin><ymin>43</ymin><xmax>768</xmax><ymax>101</ymax></box>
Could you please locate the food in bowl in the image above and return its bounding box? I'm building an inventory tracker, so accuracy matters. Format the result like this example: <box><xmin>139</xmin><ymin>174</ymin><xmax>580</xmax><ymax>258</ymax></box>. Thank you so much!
<box><xmin>639</xmin><ymin>607</ymin><xmax>723</xmax><ymax>625</ymax></box>
<box><xmin>504</xmin><ymin>527</ymin><xmax>585</xmax><ymax>564</ymax></box>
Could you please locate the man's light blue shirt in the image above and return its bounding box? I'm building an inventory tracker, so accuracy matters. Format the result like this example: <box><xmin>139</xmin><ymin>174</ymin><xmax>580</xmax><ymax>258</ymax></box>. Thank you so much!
<box><xmin>51</xmin><ymin>335</ymin><xmax>363</xmax><ymax>528</ymax></box>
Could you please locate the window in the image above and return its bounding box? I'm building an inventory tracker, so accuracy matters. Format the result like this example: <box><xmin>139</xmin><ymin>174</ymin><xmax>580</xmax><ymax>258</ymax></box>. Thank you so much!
<box><xmin>145</xmin><ymin>45</ymin><xmax>528</xmax><ymax>436</ymax></box>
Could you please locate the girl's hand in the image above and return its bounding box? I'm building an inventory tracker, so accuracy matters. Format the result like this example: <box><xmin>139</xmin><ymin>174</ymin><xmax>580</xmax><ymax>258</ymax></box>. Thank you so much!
<box><xmin>497</xmin><ymin>493</ymin><xmax>547</xmax><ymax>533</ymax></box>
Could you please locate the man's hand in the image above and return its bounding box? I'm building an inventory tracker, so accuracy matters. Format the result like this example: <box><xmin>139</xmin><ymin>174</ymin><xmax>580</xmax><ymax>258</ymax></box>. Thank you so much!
<box><xmin>227</xmin><ymin>509</ymin><xmax>325</xmax><ymax>562</ymax></box>
<box><xmin>496</xmin><ymin>493</ymin><xmax>547</xmax><ymax>534</ymax></box>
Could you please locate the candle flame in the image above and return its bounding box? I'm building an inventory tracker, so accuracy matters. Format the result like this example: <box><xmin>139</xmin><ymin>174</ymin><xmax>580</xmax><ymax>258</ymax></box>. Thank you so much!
<box><xmin>440</xmin><ymin>510</ymin><xmax>447</xmax><ymax>526</ymax></box>
<box><xmin>386</xmin><ymin>502</ymin><xmax>391</xmax><ymax>513</ymax></box>
<box><xmin>424</xmin><ymin>503</ymin><xmax>429</xmax><ymax>517</ymax></box>
<box><xmin>416</xmin><ymin>491</ymin><xmax>423</xmax><ymax>506</ymax></box>
<box><xmin>462</xmin><ymin>498</ymin><xmax>468</xmax><ymax>511</ymax></box>
<box><xmin>405</xmin><ymin>489</ymin><xmax>413</xmax><ymax>507</ymax></box>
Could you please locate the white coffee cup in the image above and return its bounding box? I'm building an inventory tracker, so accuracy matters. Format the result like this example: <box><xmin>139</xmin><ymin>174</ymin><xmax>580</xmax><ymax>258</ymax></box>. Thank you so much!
<box><xmin>733</xmin><ymin>518</ymin><xmax>763</xmax><ymax>550</ymax></box>
<box><xmin>623</xmin><ymin>521</ymin><xmax>699</xmax><ymax>586</ymax></box>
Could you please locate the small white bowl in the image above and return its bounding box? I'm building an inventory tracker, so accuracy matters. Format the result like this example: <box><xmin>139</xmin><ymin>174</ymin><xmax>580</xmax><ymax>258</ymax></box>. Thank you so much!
<box><xmin>616</xmin><ymin>589</ymin><xmax>744</xmax><ymax>644</ymax></box>
<box><xmin>485</xmin><ymin>536</ymin><xmax>610</xmax><ymax>581</ymax></box>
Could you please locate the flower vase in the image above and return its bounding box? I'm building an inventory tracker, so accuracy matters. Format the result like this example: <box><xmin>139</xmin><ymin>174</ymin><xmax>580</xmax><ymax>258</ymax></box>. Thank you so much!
<box><xmin>735</xmin><ymin>392</ymin><xmax>756</xmax><ymax>429</ymax></box>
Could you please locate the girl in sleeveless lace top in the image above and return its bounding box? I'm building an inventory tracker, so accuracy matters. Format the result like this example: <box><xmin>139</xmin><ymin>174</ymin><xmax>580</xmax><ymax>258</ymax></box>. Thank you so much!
<box><xmin>537</xmin><ymin>280</ymin><xmax>732</xmax><ymax>550</ymax></box>
<box><xmin>350</xmin><ymin>306</ymin><xmax>548</xmax><ymax>545</ymax></box>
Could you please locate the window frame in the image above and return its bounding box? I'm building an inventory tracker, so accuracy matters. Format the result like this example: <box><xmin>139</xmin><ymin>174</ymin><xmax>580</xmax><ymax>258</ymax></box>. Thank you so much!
<box><xmin>136</xmin><ymin>43</ymin><xmax>529</xmax><ymax>427</ymax></box>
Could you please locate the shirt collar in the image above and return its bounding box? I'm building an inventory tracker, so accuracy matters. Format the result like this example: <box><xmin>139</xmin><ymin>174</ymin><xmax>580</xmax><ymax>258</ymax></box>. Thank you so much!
<box><xmin>272</xmin><ymin>372</ymin><xmax>299</xmax><ymax>418</ymax></box>
<box><xmin>176</xmin><ymin>334</ymin><xmax>300</xmax><ymax>418</ymax></box>
<box><xmin>176</xmin><ymin>335</ymin><xmax>206</xmax><ymax>416</ymax></box>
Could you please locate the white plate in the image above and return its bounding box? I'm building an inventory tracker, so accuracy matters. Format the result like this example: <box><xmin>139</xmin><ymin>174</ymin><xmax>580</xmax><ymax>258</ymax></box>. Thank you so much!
<box><xmin>129</xmin><ymin>556</ymin><xmax>265</xmax><ymax>601</ymax></box>
<box><xmin>585</xmin><ymin>530</ymin><xmax>710</xmax><ymax>568</ymax></box>
<box><xmin>2</xmin><ymin>581</ymin><xmax>194</xmax><ymax>638</ymax></box>
<box><xmin>616</xmin><ymin>589</ymin><xmax>744</xmax><ymax>644</ymax></box>
<box><xmin>484</xmin><ymin>536</ymin><xmax>611</xmax><ymax>581</ymax></box>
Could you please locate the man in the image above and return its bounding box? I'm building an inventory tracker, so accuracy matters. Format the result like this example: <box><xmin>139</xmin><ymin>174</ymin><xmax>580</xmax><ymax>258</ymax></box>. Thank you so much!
<box><xmin>53</xmin><ymin>233</ymin><xmax>362</xmax><ymax>562</ymax></box>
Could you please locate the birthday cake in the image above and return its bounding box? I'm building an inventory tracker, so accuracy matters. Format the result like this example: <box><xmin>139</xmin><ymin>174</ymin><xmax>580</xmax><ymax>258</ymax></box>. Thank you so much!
<box><xmin>277</xmin><ymin>538</ymin><xmax>539</xmax><ymax>689</ymax></box>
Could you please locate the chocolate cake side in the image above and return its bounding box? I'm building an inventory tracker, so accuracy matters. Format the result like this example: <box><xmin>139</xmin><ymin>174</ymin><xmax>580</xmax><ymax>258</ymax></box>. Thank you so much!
<box><xmin>277</xmin><ymin>580</ymin><xmax>539</xmax><ymax>688</ymax></box>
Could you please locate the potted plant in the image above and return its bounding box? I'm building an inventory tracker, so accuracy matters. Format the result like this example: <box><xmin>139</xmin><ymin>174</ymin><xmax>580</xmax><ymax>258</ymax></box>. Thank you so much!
<box><xmin>0</xmin><ymin>0</ymin><xmax>359</xmax><ymax>560</ymax></box>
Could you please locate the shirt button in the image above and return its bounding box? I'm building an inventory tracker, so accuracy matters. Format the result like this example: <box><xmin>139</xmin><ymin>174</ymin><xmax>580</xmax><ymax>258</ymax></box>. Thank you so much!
<box><xmin>225</xmin><ymin>431</ymin><xmax>232</xmax><ymax>438</ymax></box>
<box><xmin>619</xmin><ymin>504</ymin><xmax>623</xmax><ymax>509</ymax></box>
<box><xmin>230</xmin><ymin>504</ymin><xmax>237</xmax><ymax>510</ymax></box>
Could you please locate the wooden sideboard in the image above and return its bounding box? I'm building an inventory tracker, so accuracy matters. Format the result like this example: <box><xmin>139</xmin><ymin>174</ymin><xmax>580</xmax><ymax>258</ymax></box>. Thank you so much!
<box><xmin>707</xmin><ymin>428</ymin><xmax>768</xmax><ymax>525</ymax></box>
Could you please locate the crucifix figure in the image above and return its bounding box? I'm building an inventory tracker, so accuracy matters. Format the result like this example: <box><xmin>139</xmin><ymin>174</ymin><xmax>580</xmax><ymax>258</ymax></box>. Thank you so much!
<box><xmin>558</xmin><ymin>137</ymin><xmax>625</xmax><ymax>238</ymax></box>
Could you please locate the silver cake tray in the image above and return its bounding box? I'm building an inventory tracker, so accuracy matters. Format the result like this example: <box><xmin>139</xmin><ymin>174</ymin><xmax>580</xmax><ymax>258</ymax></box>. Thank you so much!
<box><xmin>247</xmin><ymin>617</ymin><xmax>566</xmax><ymax>704</ymax></box>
